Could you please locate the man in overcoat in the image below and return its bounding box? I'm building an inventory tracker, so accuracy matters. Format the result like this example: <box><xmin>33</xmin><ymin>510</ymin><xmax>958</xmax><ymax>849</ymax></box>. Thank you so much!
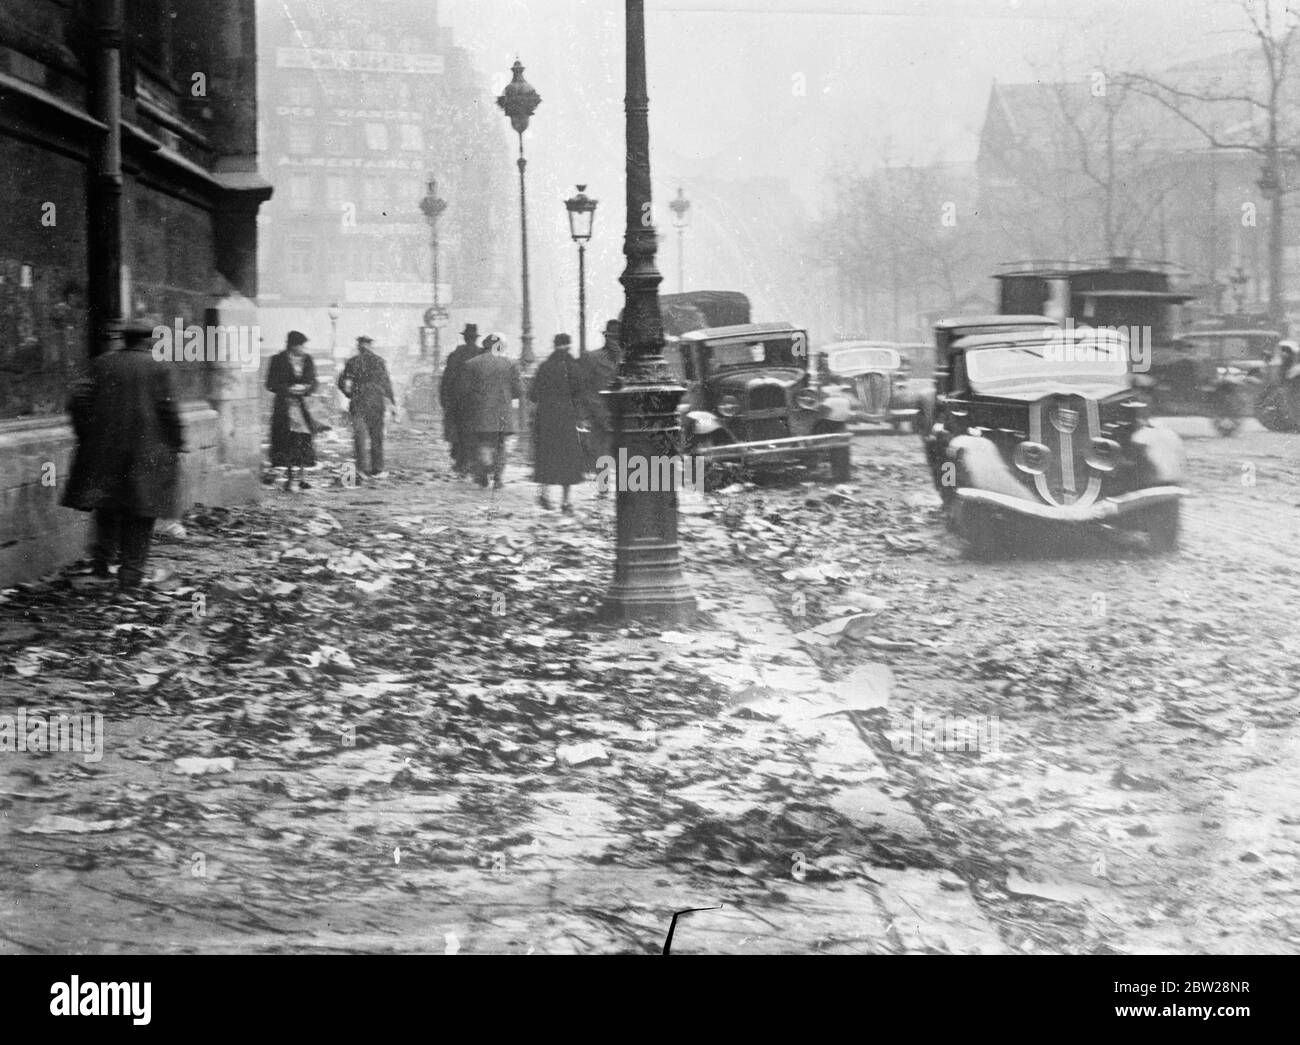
<box><xmin>462</xmin><ymin>333</ymin><xmax>523</xmax><ymax>489</ymax></box>
<box><xmin>62</xmin><ymin>320</ymin><xmax>185</xmax><ymax>588</ymax></box>
<box><xmin>337</xmin><ymin>335</ymin><xmax>397</xmax><ymax>479</ymax></box>
<box><xmin>439</xmin><ymin>323</ymin><xmax>480</xmax><ymax>476</ymax></box>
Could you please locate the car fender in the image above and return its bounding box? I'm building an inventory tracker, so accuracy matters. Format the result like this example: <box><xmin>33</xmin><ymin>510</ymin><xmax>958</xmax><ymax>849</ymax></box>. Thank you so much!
<box><xmin>1129</xmin><ymin>424</ymin><xmax>1186</xmax><ymax>484</ymax></box>
<box><xmin>819</xmin><ymin>392</ymin><xmax>852</xmax><ymax>423</ymax></box>
<box><xmin>685</xmin><ymin>410</ymin><xmax>723</xmax><ymax>437</ymax></box>
<box><xmin>948</xmin><ymin>434</ymin><xmax>1034</xmax><ymax>500</ymax></box>
<box><xmin>1130</xmin><ymin>373</ymin><xmax>1157</xmax><ymax>389</ymax></box>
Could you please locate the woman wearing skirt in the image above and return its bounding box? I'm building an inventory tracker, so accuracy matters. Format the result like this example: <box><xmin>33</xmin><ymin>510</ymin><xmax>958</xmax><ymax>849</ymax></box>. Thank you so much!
<box><xmin>267</xmin><ymin>330</ymin><xmax>319</xmax><ymax>491</ymax></box>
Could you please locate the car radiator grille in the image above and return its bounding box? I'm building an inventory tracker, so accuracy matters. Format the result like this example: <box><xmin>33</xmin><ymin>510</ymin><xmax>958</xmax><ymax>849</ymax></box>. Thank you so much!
<box><xmin>855</xmin><ymin>373</ymin><xmax>891</xmax><ymax>416</ymax></box>
<box><xmin>746</xmin><ymin>384</ymin><xmax>788</xmax><ymax>412</ymax></box>
<box><xmin>739</xmin><ymin>418</ymin><xmax>790</xmax><ymax>442</ymax></box>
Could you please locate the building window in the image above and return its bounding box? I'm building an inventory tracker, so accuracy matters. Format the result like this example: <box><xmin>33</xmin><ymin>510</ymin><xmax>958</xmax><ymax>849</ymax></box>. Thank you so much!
<box><xmin>361</xmin><ymin>76</ymin><xmax>384</xmax><ymax>107</ymax></box>
<box><xmin>362</xmin><ymin>179</ymin><xmax>387</xmax><ymax>215</ymax></box>
<box><xmin>288</xmin><ymin>123</ymin><xmax>313</xmax><ymax>155</ymax></box>
<box><xmin>326</xmin><ymin>176</ymin><xmax>348</xmax><ymax>207</ymax></box>
<box><xmin>395</xmin><ymin>81</ymin><xmax>412</xmax><ymax>108</ymax></box>
<box><xmin>289</xmin><ymin>175</ymin><xmax>313</xmax><ymax>211</ymax></box>
<box><xmin>323</xmin><ymin>125</ymin><xmax>349</xmax><ymax>155</ymax></box>
<box><xmin>287</xmin><ymin>83</ymin><xmax>313</xmax><ymax>107</ymax></box>
<box><xmin>364</xmin><ymin>123</ymin><xmax>389</xmax><ymax>151</ymax></box>
<box><xmin>399</xmin><ymin>125</ymin><xmax>424</xmax><ymax>152</ymax></box>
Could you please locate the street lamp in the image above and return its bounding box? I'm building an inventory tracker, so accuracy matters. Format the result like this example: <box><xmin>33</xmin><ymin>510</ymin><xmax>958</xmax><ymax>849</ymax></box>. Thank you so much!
<box><xmin>497</xmin><ymin>59</ymin><xmax>541</xmax><ymax>368</ymax></box>
<box><xmin>327</xmin><ymin>301</ymin><xmax>342</xmax><ymax>411</ymax></box>
<box><xmin>1230</xmin><ymin>265</ymin><xmax>1249</xmax><ymax>315</ymax></box>
<box><xmin>565</xmin><ymin>185</ymin><xmax>598</xmax><ymax>357</ymax></box>
<box><xmin>668</xmin><ymin>186</ymin><xmax>691</xmax><ymax>294</ymax></box>
<box><xmin>599</xmin><ymin>0</ymin><xmax>697</xmax><ymax>624</ymax></box>
<box><xmin>419</xmin><ymin>175</ymin><xmax>449</xmax><ymax>368</ymax></box>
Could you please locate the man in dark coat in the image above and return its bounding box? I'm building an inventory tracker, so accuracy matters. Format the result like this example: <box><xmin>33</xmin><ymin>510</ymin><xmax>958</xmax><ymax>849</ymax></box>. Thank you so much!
<box><xmin>439</xmin><ymin>323</ymin><xmax>480</xmax><ymax>476</ymax></box>
<box><xmin>578</xmin><ymin>319</ymin><xmax>620</xmax><ymax>476</ymax></box>
<box><xmin>463</xmin><ymin>332</ymin><xmax>523</xmax><ymax>489</ymax></box>
<box><xmin>62</xmin><ymin>320</ymin><xmax>185</xmax><ymax>588</ymax></box>
<box><xmin>530</xmin><ymin>333</ymin><xmax>587</xmax><ymax>512</ymax></box>
<box><xmin>337</xmin><ymin>335</ymin><xmax>396</xmax><ymax>479</ymax></box>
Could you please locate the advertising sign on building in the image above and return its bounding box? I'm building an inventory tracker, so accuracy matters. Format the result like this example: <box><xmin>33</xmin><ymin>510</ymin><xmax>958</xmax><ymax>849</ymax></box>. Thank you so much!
<box><xmin>276</xmin><ymin>48</ymin><xmax>445</xmax><ymax>75</ymax></box>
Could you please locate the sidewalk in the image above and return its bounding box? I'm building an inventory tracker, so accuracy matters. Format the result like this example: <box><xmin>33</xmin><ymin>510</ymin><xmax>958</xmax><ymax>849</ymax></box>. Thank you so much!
<box><xmin>0</xmin><ymin>423</ymin><xmax>1004</xmax><ymax>953</ymax></box>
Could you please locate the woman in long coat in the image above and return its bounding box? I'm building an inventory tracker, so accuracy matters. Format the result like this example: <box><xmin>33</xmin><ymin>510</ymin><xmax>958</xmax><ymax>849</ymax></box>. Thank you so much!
<box><xmin>529</xmin><ymin>333</ymin><xmax>588</xmax><ymax>512</ymax></box>
<box><xmin>266</xmin><ymin>331</ymin><xmax>319</xmax><ymax>491</ymax></box>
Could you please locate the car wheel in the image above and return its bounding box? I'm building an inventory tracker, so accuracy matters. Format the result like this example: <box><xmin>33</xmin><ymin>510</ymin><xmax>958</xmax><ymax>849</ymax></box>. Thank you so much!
<box><xmin>1143</xmin><ymin>501</ymin><xmax>1180</xmax><ymax>554</ymax></box>
<box><xmin>1257</xmin><ymin>386</ymin><xmax>1295</xmax><ymax>431</ymax></box>
<box><xmin>828</xmin><ymin>444</ymin><xmax>852</xmax><ymax>482</ymax></box>
<box><xmin>950</xmin><ymin>499</ymin><xmax>1000</xmax><ymax>559</ymax></box>
<box><xmin>1212</xmin><ymin>387</ymin><xmax>1252</xmax><ymax>436</ymax></box>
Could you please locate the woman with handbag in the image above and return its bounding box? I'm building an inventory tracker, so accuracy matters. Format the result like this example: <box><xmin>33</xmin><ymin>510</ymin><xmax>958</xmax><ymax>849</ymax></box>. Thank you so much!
<box><xmin>267</xmin><ymin>330</ymin><xmax>321</xmax><ymax>492</ymax></box>
<box><xmin>529</xmin><ymin>333</ymin><xmax>588</xmax><ymax>513</ymax></box>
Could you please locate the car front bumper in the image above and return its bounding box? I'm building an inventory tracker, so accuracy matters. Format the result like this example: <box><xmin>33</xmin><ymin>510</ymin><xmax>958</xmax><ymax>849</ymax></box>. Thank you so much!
<box><xmin>695</xmin><ymin>431</ymin><xmax>851</xmax><ymax>464</ymax></box>
<box><xmin>954</xmin><ymin>485</ymin><xmax>1184</xmax><ymax>523</ymax></box>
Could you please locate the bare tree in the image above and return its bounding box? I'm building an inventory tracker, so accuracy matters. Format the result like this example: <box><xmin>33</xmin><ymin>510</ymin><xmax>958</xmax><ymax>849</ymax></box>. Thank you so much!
<box><xmin>1125</xmin><ymin>0</ymin><xmax>1300</xmax><ymax>327</ymax></box>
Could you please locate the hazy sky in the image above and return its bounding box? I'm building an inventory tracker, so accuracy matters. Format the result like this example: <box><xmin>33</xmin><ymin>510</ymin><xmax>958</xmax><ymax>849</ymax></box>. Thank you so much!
<box><xmin>431</xmin><ymin>0</ymin><xmax>1261</xmax><ymax>337</ymax></box>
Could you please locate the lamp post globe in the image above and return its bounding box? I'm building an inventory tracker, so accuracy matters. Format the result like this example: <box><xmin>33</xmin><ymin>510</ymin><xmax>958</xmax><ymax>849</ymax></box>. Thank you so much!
<box><xmin>565</xmin><ymin>185</ymin><xmax>598</xmax><ymax>356</ymax></box>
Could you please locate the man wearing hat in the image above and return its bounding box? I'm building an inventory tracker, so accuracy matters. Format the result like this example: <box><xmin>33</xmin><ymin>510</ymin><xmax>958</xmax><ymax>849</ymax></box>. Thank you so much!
<box><xmin>577</xmin><ymin>319</ymin><xmax>621</xmax><ymax>475</ymax></box>
<box><xmin>462</xmin><ymin>332</ymin><xmax>523</xmax><ymax>489</ymax></box>
<box><xmin>62</xmin><ymin>319</ymin><xmax>185</xmax><ymax>589</ymax></box>
<box><xmin>439</xmin><ymin>323</ymin><xmax>481</xmax><ymax>476</ymax></box>
<box><xmin>337</xmin><ymin>335</ymin><xmax>397</xmax><ymax>479</ymax></box>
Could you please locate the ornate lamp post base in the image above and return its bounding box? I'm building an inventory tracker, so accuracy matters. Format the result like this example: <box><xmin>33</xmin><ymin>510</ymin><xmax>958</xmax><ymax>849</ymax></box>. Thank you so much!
<box><xmin>598</xmin><ymin>383</ymin><xmax>696</xmax><ymax>625</ymax></box>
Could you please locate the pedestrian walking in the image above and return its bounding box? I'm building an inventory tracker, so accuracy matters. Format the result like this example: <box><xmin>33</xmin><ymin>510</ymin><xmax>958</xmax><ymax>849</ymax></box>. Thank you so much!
<box><xmin>266</xmin><ymin>330</ymin><xmax>321</xmax><ymax>492</ymax></box>
<box><xmin>62</xmin><ymin>320</ymin><xmax>185</xmax><ymax>589</ymax></box>
<box><xmin>578</xmin><ymin>318</ymin><xmax>620</xmax><ymax>480</ymax></box>
<box><xmin>463</xmin><ymin>332</ymin><xmax>523</xmax><ymax>490</ymax></box>
<box><xmin>439</xmin><ymin>323</ymin><xmax>481</xmax><ymax>476</ymax></box>
<box><xmin>530</xmin><ymin>333</ymin><xmax>588</xmax><ymax>513</ymax></box>
<box><xmin>337</xmin><ymin>335</ymin><xmax>397</xmax><ymax>480</ymax></box>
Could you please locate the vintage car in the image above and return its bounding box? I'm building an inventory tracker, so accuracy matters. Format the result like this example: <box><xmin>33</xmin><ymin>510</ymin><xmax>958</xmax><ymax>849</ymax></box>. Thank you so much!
<box><xmin>1133</xmin><ymin>329</ymin><xmax>1278</xmax><ymax>436</ymax></box>
<box><xmin>669</xmin><ymin>322</ymin><xmax>853</xmax><ymax>483</ymax></box>
<box><xmin>1257</xmin><ymin>338</ymin><xmax>1300</xmax><ymax>431</ymax></box>
<box><xmin>815</xmin><ymin>340</ymin><xmax>935</xmax><ymax>433</ymax></box>
<box><xmin>924</xmin><ymin>316</ymin><xmax>1186</xmax><ymax>554</ymax></box>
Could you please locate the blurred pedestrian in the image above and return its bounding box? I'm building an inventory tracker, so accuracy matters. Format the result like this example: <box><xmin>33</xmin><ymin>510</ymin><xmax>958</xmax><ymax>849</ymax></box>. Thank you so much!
<box><xmin>463</xmin><ymin>332</ymin><xmax>522</xmax><ymax>490</ymax></box>
<box><xmin>266</xmin><ymin>330</ymin><xmax>320</xmax><ymax>492</ymax></box>
<box><xmin>530</xmin><ymin>333</ymin><xmax>587</xmax><ymax>513</ymax></box>
<box><xmin>578</xmin><ymin>319</ymin><xmax>620</xmax><ymax>483</ymax></box>
<box><xmin>439</xmin><ymin>323</ymin><xmax>480</xmax><ymax>476</ymax></box>
<box><xmin>62</xmin><ymin>320</ymin><xmax>185</xmax><ymax>589</ymax></box>
<box><xmin>338</xmin><ymin>335</ymin><xmax>397</xmax><ymax>480</ymax></box>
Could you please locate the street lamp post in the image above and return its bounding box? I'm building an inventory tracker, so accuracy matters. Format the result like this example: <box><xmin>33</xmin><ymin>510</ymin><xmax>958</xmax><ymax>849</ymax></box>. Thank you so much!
<box><xmin>600</xmin><ymin>0</ymin><xmax>697</xmax><ymax>624</ymax></box>
<box><xmin>419</xmin><ymin>175</ymin><xmax>449</xmax><ymax>369</ymax></box>
<box><xmin>565</xmin><ymin>185</ymin><xmax>598</xmax><ymax>357</ymax></box>
<box><xmin>669</xmin><ymin>186</ymin><xmax>691</xmax><ymax>294</ymax></box>
<box><xmin>327</xmin><ymin>301</ymin><xmax>342</xmax><ymax>413</ymax></box>
<box><xmin>497</xmin><ymin>60</ymin><xmax>541</xmax><ymax>368</ymax></box>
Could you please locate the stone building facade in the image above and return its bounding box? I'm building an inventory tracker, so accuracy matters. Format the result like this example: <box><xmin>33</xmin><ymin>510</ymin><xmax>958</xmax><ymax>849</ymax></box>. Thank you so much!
<box><xmin>0</xmin><ymin>0</ymin><xmax>268</xmax><ymax>585</ymax></box>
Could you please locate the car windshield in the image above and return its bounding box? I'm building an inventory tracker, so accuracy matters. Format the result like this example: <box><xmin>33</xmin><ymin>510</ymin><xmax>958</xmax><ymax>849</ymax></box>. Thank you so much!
<box><xmin>706</xmin><ymin>337</ymin><xmax>800</xmax><ymax>368</ymax></box>
<box><xmin>1175</xmin><ymin>336</ymin><xmax>1273</xmax><ymax>362</ymax></box>
<box><xmin>825</xmin><ymin>347</ymin><xmax>899</xmax><ymax>374</ymax></box>
<box><xmin>965</xmin><ymin>336</ymin><xmax>1129</xmax><ymax>388</ymax></box>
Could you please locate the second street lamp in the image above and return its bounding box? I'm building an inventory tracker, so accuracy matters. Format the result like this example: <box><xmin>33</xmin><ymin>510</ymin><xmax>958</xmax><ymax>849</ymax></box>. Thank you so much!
<box><xmin>668</xmin><ymin>186</ymin><xmax>691</xmax><ymax>294</ymax></box>
<box><xmin>418</xmin><ymin>175</ymin><xmax>448</xmax><ymax>369</ymax></box>
<box><xmin>565</xmin><ymin>185</ymin><xmax>598</xmax><ymax>357</ymax></box>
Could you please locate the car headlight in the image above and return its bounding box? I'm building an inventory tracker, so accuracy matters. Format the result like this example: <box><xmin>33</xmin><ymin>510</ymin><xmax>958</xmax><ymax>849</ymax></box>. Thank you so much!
<box><xmin>795</xmin><ymin>388</ymin><xmax>819</xmax><ymax>411</ymax></box>
<box><xmin>1013</xmin><ymin>441</ymin><xmax>1052</xmax><ymax>475</ymax></box>
<box><xmin>1086</xmin><ymin>437</ymin><xmax>1121</xmax><ymax>472</ymax></box>
<box><xmin>717</xmin><ymin>395</ymin><xmax>741</xmax><ymax>417</ymax></box>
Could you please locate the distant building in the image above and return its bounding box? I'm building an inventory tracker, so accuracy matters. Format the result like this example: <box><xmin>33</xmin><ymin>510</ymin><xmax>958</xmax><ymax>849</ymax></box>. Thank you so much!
<box><xmin>0</xmin><ymin>0</ymin><xmax>268</xmax><ymax>585</ymax></box>
<box><xmin>256</xmin><ymin>0</ymin><xmax>514</xmax><ymax>382</ymax></box>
